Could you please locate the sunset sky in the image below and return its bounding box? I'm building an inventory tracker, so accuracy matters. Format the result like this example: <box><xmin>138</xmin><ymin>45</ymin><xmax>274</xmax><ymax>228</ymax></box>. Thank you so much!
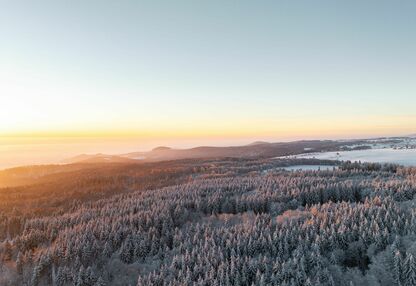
<box><xmin>1</xmin><ymin>1</ymin><xmax>416</xmax><ymax>168</ymax></box>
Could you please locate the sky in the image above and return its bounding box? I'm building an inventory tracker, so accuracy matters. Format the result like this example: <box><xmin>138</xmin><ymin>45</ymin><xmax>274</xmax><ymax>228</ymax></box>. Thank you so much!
<box><xmin>1</xmin><ymin>1</ymin><xmax>416</xmax><ymax>167</ymax></box>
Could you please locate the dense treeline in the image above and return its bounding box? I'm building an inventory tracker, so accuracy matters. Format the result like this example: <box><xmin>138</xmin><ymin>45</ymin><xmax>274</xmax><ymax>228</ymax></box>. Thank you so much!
<box><xmin>1</xmin><ymin>159</ymin><xmax>416</xmax><ymax>285</ymax></box>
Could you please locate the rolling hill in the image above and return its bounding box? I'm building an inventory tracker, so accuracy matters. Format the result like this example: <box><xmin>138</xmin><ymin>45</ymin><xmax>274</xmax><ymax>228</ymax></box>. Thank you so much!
<box><xmin>64</xmin><ymin>140</ymin><xmax>359</xmax><ymax>164</ymax></box>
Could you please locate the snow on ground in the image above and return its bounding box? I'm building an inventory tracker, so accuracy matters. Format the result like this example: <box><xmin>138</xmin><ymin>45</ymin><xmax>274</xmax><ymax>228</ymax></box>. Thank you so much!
<box><xmin>294</xmin><ymin>148</ymin><xmax>416</xmax><ymax>166</ymax></box>
<box><xmin>281</xmin><ymin>165</ymin><xmax>337</xmax><ymax>171</ymax></box>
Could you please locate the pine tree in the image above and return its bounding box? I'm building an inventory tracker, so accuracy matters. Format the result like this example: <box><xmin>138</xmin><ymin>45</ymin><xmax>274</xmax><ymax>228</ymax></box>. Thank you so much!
<box><xmin>16</xmin><ymin>251</ymin><xmax>23</xmax><ymax>275</ymax></box>
<box><xmin>403</xmin><ymin>253</ymin><xmax>416</xmax><ymax>286</ymax></box>
<box><xmin>94</xmin><ymin>276</ymin><xmax>106</xmax><ymax>286</ymax></box>
<box><xmin>120</xmin><ymin>235</ymin><xmax>135</xmax><ymax>264</ymax></box>
<box><xmin>103</xmin><ymin>241</ymin><xmax>113</xmax><ymax>258</ymax></box>
<box><xmin>2</xmin><ymin>240</ymin><xmax>12</xmax><ymax>261</ymax></box>
<box><xmin>55</xmin><ymin>267</ymin><xmax>65</xmax><ymax>286</ymax></box>
<box><xmin>393</xmin><ymin>251</ymin><xmax>403</xmax><ymax>286</ymax></box>
<box><xmin>31</xmin><ymin>263</ymin><xmax>42</xmax><ymax>286</ymax></box>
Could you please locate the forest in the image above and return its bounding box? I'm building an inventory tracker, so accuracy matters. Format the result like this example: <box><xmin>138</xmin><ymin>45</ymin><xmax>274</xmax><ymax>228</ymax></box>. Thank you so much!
<box><xmin>1</xmin><ymin>158</ymin><xmax>416</xmax><ymax>285</ymax></box>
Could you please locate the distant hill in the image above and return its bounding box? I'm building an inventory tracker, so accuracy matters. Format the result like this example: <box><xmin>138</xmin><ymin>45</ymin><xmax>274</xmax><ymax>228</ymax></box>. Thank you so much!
<box><xmin>62</xmin><ymin>153</ymin><xmax>137</xmax><ymax>164</ymax></box>
<box><xmin>63</xmin><ymin>139</ymin><xmax>358</xmax><ymax>165</ymax></box>
<box><xmin>152</xmin><ymin>146</ymin><xmax>172</xmax><ymax>151</ymax></box>
<box><xmin>247</xmin><ymin>141</ymin><xmax>270</xmax><ymax>146</ymax></box>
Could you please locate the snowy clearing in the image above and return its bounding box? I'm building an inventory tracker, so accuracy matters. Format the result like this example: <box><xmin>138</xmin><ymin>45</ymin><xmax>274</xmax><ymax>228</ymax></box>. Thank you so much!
<box><xmin>294</xmin><ymin>148</ymin><xmax>416</xmax><ymax>166</ymax></box>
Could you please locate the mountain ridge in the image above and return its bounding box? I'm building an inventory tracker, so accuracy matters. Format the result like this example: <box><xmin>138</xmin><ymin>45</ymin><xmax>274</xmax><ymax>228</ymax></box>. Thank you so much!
<box><xmin>63</xmin><ymin>139</ymin><xmax>357</xmax><ymax>164</ymax></box>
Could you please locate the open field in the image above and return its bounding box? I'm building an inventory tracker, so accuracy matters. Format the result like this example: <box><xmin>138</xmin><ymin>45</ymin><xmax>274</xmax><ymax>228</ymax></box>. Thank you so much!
<box><xmin>296</xmin><ymin>148</ymin><xmax>416</xmax><ymax>166</ymax></box>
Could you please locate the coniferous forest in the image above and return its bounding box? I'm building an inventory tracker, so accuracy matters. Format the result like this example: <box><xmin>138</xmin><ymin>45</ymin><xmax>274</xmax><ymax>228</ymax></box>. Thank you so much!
<box><xmin>3</xmin><ymin>0</ymin><xmax>415</xmax><ymax>285</ymax></box>
<box><xmin>1</xmin><ymin>158</ymin><xmax>416</xmax><ymax>286</ymax></box>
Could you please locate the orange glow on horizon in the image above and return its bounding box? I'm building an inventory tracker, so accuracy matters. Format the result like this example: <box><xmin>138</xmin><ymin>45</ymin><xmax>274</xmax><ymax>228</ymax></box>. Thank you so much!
<box><xmin>2</xmin><ymin>114</ymin><xmax>416</xmax><ymax>142</ymax></box>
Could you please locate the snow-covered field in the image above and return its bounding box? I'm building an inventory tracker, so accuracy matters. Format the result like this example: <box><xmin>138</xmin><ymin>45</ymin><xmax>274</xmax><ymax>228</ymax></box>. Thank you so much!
<box><xmin>281</xmin><ymin>165</ymin><xmax>337</xmax><ymax>171</ymax></box>
<box><xmin>295</xmin><ymin>148</ymin><xmax>416</xmax><ymax>166</ymax></box>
